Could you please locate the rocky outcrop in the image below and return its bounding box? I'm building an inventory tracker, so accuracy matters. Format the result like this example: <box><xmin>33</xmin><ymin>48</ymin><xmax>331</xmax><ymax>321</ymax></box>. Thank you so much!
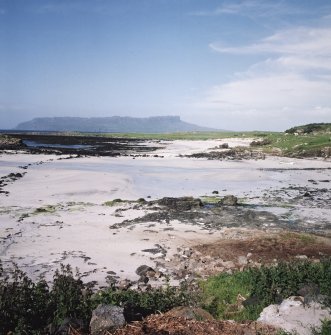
<box><xmin>0</xmin><ymin>135</ymin><xmax>24</xmax><ymax>149</ymax></box>
<box><xmin>156</xmin><ymin>197</ymin><xmax>203</xmax><ymax>211</ymax></box>
<box><xmin>221</xmin><ymin>195</ymin><xmax>238</xmax><ymax>206</ymax></box>
<box><xmin>184</xmin><ymin>148</ymin><xmax>266</xmax><ymax>160</ymax></box>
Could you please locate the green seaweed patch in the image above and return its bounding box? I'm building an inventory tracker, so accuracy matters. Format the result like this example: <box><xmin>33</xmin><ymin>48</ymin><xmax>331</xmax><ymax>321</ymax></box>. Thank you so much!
<box><xmin>103</xmin><ymin>199</ymin><xmax>125</xmax><ymax>207</ymax></box>
<box><xmin>33</xmin><ymin>205</ymin><xmax>57</xmax><ymax>214</ymax></box>
<box><xmin>65</xmin><ymin>201</ymin><xmax>94</xmax><ymax>212</ymax></box>
<box><xmin>66</xmin><ymin>201</ymin><xmax>93</xmax><ymax>207</ymax></box>
<box><xmin>200</xmin><ymin>196</ymin><xmax>222</xmax><ymax>204</ymax></box>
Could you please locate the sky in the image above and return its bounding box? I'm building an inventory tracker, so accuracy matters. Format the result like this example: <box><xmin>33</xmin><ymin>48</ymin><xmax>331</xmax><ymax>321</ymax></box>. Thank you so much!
<box><xmin>1</xmin><ymin>0</ymin><xmax>331</xmax><ymax>131</ymax></box>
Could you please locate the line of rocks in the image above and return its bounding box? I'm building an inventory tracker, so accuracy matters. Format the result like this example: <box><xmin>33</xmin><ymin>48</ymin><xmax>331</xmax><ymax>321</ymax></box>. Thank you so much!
<box><xmin>182</xmin><ymin>148</ymin><xmax>266</xmax><ymax>160</ymax></box>
<box><xmin>0</xmin><ymin>172</ymin><xmax>26</xmax><ymax>195</ymax></box>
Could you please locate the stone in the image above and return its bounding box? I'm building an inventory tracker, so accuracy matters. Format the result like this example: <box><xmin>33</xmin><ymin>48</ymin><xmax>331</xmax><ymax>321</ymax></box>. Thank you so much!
<box><xmin>117</xmin><ymin>279</ymin><xmax>132</xmax><ymax>290</ymax></box>
<box><xmin>90</xmin><ymin>304</ymin><xmax>125</xmax><ymax>335</ymax></box>
<box><xmin>222</xmin><ymin>195</ymin><xmax>238</xmax><ymax>206</ymax></box>
<box><xmin>135</xmin><ymin>265</ymin><xmax>155</xmax><ymax>277</ymax></box>
<box><xmin>258</xmin><ymin>296</ymin><xmax>331</xmax><ymax>335</ymax></box>
<box><xmin>238</xmin><ymin>256</ymin><xmax>248</xmax><ymax>266</ymax></box>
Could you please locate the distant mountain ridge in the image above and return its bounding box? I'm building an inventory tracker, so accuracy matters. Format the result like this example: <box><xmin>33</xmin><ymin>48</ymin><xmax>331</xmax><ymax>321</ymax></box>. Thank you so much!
<box><xmin>14</xmin><ymin>116</ymin><xmax>216</xmax><ymax>133</ymax></box>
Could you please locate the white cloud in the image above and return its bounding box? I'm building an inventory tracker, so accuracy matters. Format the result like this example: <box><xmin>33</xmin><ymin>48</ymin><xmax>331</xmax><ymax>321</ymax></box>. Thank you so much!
<box><xmin>195</xmin><ymin>25</ymin><xmax>331</xmax><ymax>130</ymax></box>
<box><xmin>190</xmin><ymin>1</ymin><xmax>308</xmax><ymax>18</ymax></box>
<box><xmin>210</xmin><ymin>27</ymin><xmax>331</xmax><ymax>56</ymax></box>
<box><xmin>200</xmin><ymin>74</ymin><xmax>331</xmax><ymax>110</ymax></box>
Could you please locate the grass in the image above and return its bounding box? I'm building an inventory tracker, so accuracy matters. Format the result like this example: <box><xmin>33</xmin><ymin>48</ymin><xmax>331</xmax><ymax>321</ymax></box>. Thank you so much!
<box><xmin>281</xmin><ymin>232</ymin><xmax>316</xmax><ymax>245</ymax></box>
<box><xmin>200</xmin><ymin>258</ymin><xmax>331</xmax><ymax>321</ymax></box>
<box><xmin>200</xmin><ymin>271</ymin><xmax>258</xmax><ymax>320</ymax></box>
<box><xmin>262</xmin><ymin>132</ymin><xmax>331</xmax><ymax>156</ymax></box>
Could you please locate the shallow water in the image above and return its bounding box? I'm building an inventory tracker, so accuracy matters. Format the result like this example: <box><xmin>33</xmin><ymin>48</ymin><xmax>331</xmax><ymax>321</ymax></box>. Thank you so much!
<box><xmin>23</xmin><ymin>139</ymin><xmax>94</xmax><ymax>149</ymax></box>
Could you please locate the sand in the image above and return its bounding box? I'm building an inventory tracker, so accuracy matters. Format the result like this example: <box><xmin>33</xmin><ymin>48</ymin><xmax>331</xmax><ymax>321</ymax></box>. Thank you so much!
<box><xmin>0</xmin><ymin>139</ymin><xmax>330</xmax><ymax>285</ymax></box>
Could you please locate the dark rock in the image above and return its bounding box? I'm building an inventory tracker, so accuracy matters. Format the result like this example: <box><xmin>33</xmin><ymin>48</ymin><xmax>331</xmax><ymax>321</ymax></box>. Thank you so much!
<box><xmin>117</xmin><ymin>279</ymin><xmax>132</xmax><ymax>290</ymax></box>
<box><xmin>138</xmin><ymin>275</ymin><xmax>149</xmax><ymax>284</ymax></box>
<box><xmin>141</xmin><ymin>248</ymin><xmax>164</xmax><ymax>255</ymax></box>
<box><xmin>222</xmin><ymin>195</ymin><xmax>238</xmax><ymax>206</ymax></box>
<box><xmin>297</xmin><ymin>284</ymin><xmax>321</xmax><ymax>304</ymax></box>
<box><xmin>135</xmin><ymin>265</ymin><xmax>155</xmax><ymax>277</ymax></box>
<box><xmin>212</xmin><ymin>190</ymin><xmax>219</xmax><ymax>194</ymax></box>
<box><xmin>90</xmin><ymin>304</ymin><xmax>125</xmax><ymax>335</ymax></box>
<box><xmin>156</xmin><ymin>197</ymin><xmax>203</xmax><ymax>211</ymax></box>
<box><xmin>243</xmin><ymin>295</ymin><xmax>261</xmax><ymax>307</ymax></box>
<box><xmin>220</xmin><ymin>143</ymin><xmax>229</xmax><ymax>148</ymax></box>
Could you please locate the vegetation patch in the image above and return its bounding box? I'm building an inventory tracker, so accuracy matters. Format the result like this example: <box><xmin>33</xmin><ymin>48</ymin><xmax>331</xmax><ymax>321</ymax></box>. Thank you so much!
<box><xmin>200</xmin><ymin>258</ymin><xmax>331</xmax><ymax>321</ymax></box>
<box><xmin>33</xmin><ymin>205</ymin><xmax>57</xmax><ymax>214</ymax></box>
<box><xmin>104</xmin><ymin>198</ymin><xmax>124</xmax><ymax>206</ymax></box>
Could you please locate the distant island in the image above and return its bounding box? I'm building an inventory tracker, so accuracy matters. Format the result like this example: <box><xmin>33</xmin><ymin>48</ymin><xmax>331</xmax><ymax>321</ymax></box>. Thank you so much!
<box><xmin>14</xmin><ymin>116</ymin><xmax>216</xmax><ymax>133</ymax></box>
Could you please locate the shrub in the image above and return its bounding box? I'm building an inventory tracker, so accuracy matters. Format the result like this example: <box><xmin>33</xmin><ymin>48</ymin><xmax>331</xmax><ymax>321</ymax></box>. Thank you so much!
<box><xmin>50</xmin><ymin>264</ymin><xmax>93</xmax><ymax>326</ymax></box>
<box><xmin>0</xmin><ymin>261</ymin><xmax>51</xmax><ymax>334</ymax></box>
<box><xmin>93</xmin><ymin>281</ymin><xmax>197</xmax><ymax>322</ymax></box>
<box><xmin>250</xmin><ymin>258</ymin><xmax>331</xmax><ymax>306</ymax></box>
<box><xmin>0</xmin><ymin>262</ymin><xmax>93</xmax><ymax>334</ymax></box>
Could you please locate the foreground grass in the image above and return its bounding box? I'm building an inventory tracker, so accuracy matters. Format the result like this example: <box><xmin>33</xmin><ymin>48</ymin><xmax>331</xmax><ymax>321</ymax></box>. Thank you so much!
<box><xmin>200</xmin><ymin>258</ymin><xmax>331</xmax><ymax>321</ymax></box>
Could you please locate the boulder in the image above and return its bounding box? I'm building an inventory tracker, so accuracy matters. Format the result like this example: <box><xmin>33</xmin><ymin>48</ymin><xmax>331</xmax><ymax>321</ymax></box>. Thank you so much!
<box><xmin>222</xmin><ymin>195</ymin><xmax>238</xmax><ymax>206</ymax></box>
<box><xmin>90</xmin><ymin>304</ymin><xmax>125</xmax><ymax>335</ymax></box>
<box><xmin>258</xmin><ymin>296</ymin><xmax>331</xmax><ymax>335</ymax></box>
<box><xmin>135</xmin><ymin>265</ymin><xmax>155</xmax><ymax>277</ymax></box>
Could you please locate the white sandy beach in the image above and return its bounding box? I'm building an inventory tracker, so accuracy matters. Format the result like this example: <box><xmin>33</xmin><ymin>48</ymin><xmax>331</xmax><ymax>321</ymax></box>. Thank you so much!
<box><xmin>0</xmin><ymin>139</ymin><xmax>330</xmax><ymax>285</ymax></box>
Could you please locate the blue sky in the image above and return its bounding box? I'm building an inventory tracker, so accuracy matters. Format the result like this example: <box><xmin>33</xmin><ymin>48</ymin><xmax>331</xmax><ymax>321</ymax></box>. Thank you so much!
<box><xmin>1</xmin><ymin>0</ymin><xmax>331</xmax><ymax>130</ymax></box>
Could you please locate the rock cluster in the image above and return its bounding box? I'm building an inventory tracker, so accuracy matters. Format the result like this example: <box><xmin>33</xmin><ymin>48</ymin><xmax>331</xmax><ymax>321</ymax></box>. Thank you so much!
<box><xmin>0</xmin><ymin>172</ymin><xmax>26</xmax><ymax>195</ymax></box>
<box><xmin>184</xmin><ymin>148</ymin><xmax>266</xmax><ymax>160</ymax></box>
